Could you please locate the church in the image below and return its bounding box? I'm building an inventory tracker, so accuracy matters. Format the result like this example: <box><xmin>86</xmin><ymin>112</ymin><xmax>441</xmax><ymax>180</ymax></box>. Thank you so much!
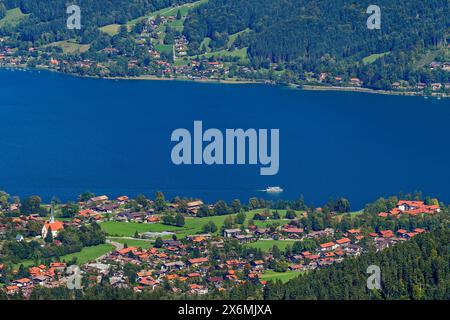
<box><xmin>41</xmin><ymin>206</ymin><xmax>64</xmax><ymax>239</ymax></box>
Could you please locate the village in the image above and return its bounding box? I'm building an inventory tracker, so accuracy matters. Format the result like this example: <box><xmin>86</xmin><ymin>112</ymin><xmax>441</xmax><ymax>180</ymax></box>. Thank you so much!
<box><xmin>0</xmin><ymin>191</ymin><xmax>442</xmax><ymax>298</ymax></box>
<box><xmin>1</xmin><ymin>1</ymin><xmax>449</xmax><ymax>97</ymax></box>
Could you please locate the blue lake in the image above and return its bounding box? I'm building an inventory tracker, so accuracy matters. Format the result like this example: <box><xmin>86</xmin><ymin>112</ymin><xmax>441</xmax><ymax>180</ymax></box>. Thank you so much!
<box><xmin>0</xmin><ymin>69</ymin><xmax>449</xmax><ymax>209</ymax></box>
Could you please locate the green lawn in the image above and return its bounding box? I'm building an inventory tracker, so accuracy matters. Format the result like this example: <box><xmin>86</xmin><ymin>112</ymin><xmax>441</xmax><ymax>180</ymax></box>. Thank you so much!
<box><xmin>99</xmin><ymin>24</ymin><xmax>122</xmax><ymax>36</ymax></box>
<box><xmin>244</xmin><ymin>240</ymin><xmax>297</xmax><ymax>251</ymax></box>
<box><xmin>107</xmin><ymin>237</ymin><xmax>153</xmax><ymax>249</ymax></box>
<box><xmin>0</xmin><ymin>8</ymin><xmax>29</xmax><ymax>28</ymax></box>
<box><xmin>362</xmin><ymin>52</ymin><xmax>390</xmax><ymax>64</ymax></box>
<box><xmin>334</xmin><ymin>209</ymin><xmax>364</xmax><ymax>221</ymax></box>
<box><xmin>13</xmin><ymin>243</ymin><xmax>114</xmax><ymax>269</ymax></box>
<box><xmin>227</xmin><ymin>28</ymin><xmax>250</xmax><ymax>47</ymax></box>
<box><xmin>149</xmin><ymin>0</ymin><xmax>208</xmax><ymax>18</ymax></box>
<box><xmin>99</xmin><ymin>0</ymin><xmax>209</xmax><ymax>36</ymax></box>
<box><xmin>155</xmin><ymin>44</ymin><xmax>173</xmax><ymax>54</ymax></box>
<box><xmin>261</xmin><ymin>270</ymin><xmax>303</xmax><ymax>283</ymax></box>
<box><xmin>44</xmin><ymin>40</ymin><xmax>90</xmax><ymax>54</ymax></box>
<box><xmin>100</xmin><ymin>221</ymin><xmax>183</xmax><ymax>237</ymax></box>
<box><xmin>199</xmin><ymin>47</ymin><xmax>248</xmax><ymax>61</ymax></box>
<box><xmin>59</xmin><ymin>244</ymin><xmax>114</xmax><ymax>264</ymax></box>
<box><xmin>101</xmin><ymin>208</ymin><xmax>302</xmax><ymax>239</ymax></box>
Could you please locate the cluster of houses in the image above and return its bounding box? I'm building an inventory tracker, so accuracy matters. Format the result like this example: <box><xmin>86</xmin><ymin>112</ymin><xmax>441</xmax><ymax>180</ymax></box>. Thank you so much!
<box><xmin>377</xmin><ymin>200</ymin><xmax>440</xmax><ymax>218</ymax></box>
<box><xmin>429</xmin><ymin>61</ymin><xmax>450</xmax><ymax>72</ymax></box>
<box><xmin>0</xmin><ymin>195</ymin><xmax>438</xmax><ymax>297</ymax></box>
<box><xmin>318</xmin><ymin>73</ymin><xmax>363</xmax><ymax>87</ymax></box>
<box><xmin>3</xmin><ymin>262</ymin><xmax>67</xmax><ymax>298</ymax></box>
<box><xmin>3</xmin><ymin>219</ymin><xmax>430</xmax><ymax>297</ymax></box>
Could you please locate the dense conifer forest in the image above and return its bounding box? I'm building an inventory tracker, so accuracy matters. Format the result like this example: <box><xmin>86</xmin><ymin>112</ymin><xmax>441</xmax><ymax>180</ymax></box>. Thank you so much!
<box><xmin>183</xmin><ymin>0</ymin><xmax>449</xmax><ymax>89</ymax></box>
<box><xmin>0</xmin><ymin>1</ymin><xmax>448</xmax><ymax>92</ymax></box>
<box><xmin>264</xmin><ymin>227</ymin><xmax>449</xmax><ymax>300</ymax></box>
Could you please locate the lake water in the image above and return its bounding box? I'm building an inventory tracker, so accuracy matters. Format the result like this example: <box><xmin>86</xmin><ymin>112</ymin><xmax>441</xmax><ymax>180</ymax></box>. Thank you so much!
<box><xmin>0</xmin><ymin>69</ymin><xmax>449</xmax><ymax>209</ymax></box>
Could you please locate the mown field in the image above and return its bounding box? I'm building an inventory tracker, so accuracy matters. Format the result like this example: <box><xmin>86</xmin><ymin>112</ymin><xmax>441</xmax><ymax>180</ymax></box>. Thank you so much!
<box><xmin>261</xmin><ymin>270</ymin><xmax>303</xmax><ymax>283</ymax></box>
<box><xmin>100</xmin><ymin>221</ymin><xmax>182</xmax><ymax>237</ymax></box>
<box><xmin>59</xmin><ymin>243</ymin><xmax>115</xmax><ymax>264</ymax></box>
<box><xmin>14</xmin><ymin>243</ymin><xmax>114</xmax><ymax>269</ymax></box>
<box><xmin>0</xmin><ymin>8</ymin><xmax>29</xmax><ymax>28</ymax></box>
<box><xmin>99</xmin><ymin>0</ymin><xmax>208</xmax><ymax>36</ymax></box>
<box><xmin>107</xmin><ymin>237</ymin><xmax>154</xmax><ymax>249</ymax></box>
<box><xmin>244</xmin><ymin>239</ymin><xmax>297</xmax><ymax>251</ymax></box>
<box><xmin>99</xmin><ymin>208</ymin><xmax>303</xmax><ymax>240</ymax></box>
<box><xmin>43</xmin><ymin>40</ymin><xmax>90</xmax><ymax>54</ymax></box>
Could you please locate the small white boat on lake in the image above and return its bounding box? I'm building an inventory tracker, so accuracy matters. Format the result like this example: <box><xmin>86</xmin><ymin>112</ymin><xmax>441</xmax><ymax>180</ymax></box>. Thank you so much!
<box><xmin>264</xmin><ymin>186</ymin><xmax>283</xmax><ymax>193</ymax></box>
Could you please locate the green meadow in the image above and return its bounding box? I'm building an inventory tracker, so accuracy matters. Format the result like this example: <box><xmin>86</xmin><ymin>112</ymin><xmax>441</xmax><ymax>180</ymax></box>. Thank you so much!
<box><xmin>99</xmin><ymin>221</ymin><xmax>182</xmax><ymax>237</ymax></box>
<box><xmin>13</xmin><ymin>243</ymin><xmax>114</xmax><ymax>269</ymax></box>
<box><xmin>59</xmin><ymin>244</ymin><xmax>114</xmax><ymax>264</ymax></box>
<box><xmin>107</xmin><ymin>237</ymin><xmax>154</xmax><ymax>249</ymax></box>
<box><xmin>99</xmin><ymin>0</ymin><xmax>209</xmax><ymax>36</ymax></box>
<box><xmin>261</xmin><ymin>270</ymin><xmax>303</xmax><ymax>283</ymax></box>
<box><xmin>0</xmin><ymin>8</ymin><xmax>29</xmax><ymax>28</ymax></box>
<box><xmin>100</xmin><ymin>209</ymin><xmax>303</xmax><ymax>239</ymax></box>
<box><xmin>244</xmin><ymin>239</ymin><xmax>297</xmax><ymax>251</ymax></box>
<box><xmin>362</xmin><ymin>52</ymin><xmax>390</xmax><ymax>64</ymax></box>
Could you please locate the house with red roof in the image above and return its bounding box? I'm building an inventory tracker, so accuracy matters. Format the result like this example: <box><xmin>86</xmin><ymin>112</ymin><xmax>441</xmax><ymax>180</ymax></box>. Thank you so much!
<box><xmin>336</xmin><ymin>237</ymin><xmax>351</xmax><ymax>245</ymax></box>
<box><xmin>319</xmin><ymin>242</ymin><xmax>338</xmax><ymax>251</ymax></box>
<box><xmin>188</xmin><ymin>257</ymin><xmax>209</xmax><ymax>266</ymax></box>
<box><xmin>379</xmin><ymin>230</ymin><xmax>394</xmax><ymax>238</ymax></box>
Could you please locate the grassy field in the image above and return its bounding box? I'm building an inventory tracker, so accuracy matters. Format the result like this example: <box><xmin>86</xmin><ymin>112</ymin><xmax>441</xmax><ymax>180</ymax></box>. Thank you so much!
<box><xmin>100</xmin><ymin>208</ymin><xmax>303</xmax><ymax>239</ymax></box>
<box><xmin>99</xmin><ymin>0</ymin><xmax>208</xmax><ymax>36</ymax></box>
<box><xmin>100</xmin><ymin>221</ymin><xmax>182</xmax><ymax>237</ymax></box>
<box><xmin>149</xmin><ymin>0</ymin><xmax>208</xmax><ymax>18</ymax></box>
<box><xmin>59</xmin><ymin>244</ymin><xmax>114</xmax><ymax>264</ymax></box>
<box><xmin>362</xmin><ymin>52</ymin><xmax>390</xmax><ymax>64</ymax></box>
<box><xmin>414</xmin><ymin>48</ymin><xmax>447</xmax><ymax>70</ymax></box>
<box><xmin>227</xmin><ymin>28</ymin><xmax>250</xmax><ymax>47</ymax></box>
<box><xmin>261</xmin><ymin>270</ymin><xmax>303</xmax><ymax>283</ymax></box>
<box><xmin>155</xmin><ymin>43</ymin><xmax>173</xmax><ymax>54</ymax></box>
<box><xmin>333</xmin><ymin>209</ymin><xmax>364</xmax><ymax>221</ymax></box>
<box><xmin>244</xmin><ymin>239</ymin><xmax>297</xmax><ymax>251</ymax></box>
<box><xmin>0</xmin><ymin>8</ymin><xmax>29</xmax><ymax>28</ymax></box>
<box><xmin>99</xmin><ymin>24</ymin><xmax>122</xmax><ymax>36</ymax></box>
<box><xmin>44</xmin><ymin>40</ymin><xmax>90</xmax><ymax>54</ymax></box>
<box><xmin>199</xmin><ymin>47</ymin><xmax>248</xmax><ymax>61</ymax></box>
<box><xmin>14</xmin><ymin>243</ymin><xmax>114</xmax><ymax>269</ymax></box>
<box><xmin>107</xmin><ymin>237</ymin><xmax>154</xmax><ymax>249</ymax></box>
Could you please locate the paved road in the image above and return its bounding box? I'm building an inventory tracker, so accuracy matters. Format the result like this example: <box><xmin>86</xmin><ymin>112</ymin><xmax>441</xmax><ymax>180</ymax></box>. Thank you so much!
<box><xmin>94</xmin><ymin>239</ymin><xmax>124</xmax><ymax>262</ymax></box>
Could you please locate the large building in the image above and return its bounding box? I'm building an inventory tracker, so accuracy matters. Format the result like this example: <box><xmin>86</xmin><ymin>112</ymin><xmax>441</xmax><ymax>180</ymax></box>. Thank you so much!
<box><xmin>41</xmin><ymin>207</ymin><xmax>64</xmax><ymax>239</ymax></box>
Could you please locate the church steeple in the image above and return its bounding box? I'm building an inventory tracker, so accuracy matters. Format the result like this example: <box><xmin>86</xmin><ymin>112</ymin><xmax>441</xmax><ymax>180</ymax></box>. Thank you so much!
<box><xmin>49</xmin><ymin>204</ymin><xmax>55</xmax><ymax>223</ymax></box>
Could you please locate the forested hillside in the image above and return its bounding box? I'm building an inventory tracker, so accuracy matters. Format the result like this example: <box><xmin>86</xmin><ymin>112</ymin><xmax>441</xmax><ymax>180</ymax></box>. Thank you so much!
<box><xmin>263</xmin><ymin>227</ymin><xmax>450</xmax><ymax>300</ymax></box>
<box><xmin>1</xmin><ymin>0</ymin><xmax>194</xmax><ymax>43</ymax></box>
<box><xmin>184</xmin><ymin>0</ymin><xmax>449</xmax><ymax>88</ymax></box>
<box><xmin>0</xmin><ymin>0</ymin><xmax>448</xmax><ymax>91</ymax></box>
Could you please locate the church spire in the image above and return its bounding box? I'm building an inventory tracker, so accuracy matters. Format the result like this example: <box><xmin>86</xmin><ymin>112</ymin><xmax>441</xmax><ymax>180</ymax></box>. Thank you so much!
<box><xmin>50</xmin><ymin>204</ymin><xmax>55</xmax><ymax>223</ymax></box>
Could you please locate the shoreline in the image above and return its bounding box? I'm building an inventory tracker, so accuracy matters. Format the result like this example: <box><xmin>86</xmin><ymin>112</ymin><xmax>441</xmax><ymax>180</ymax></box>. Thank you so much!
<box><xmin>1</xmin><ymin>65</ymin><xmax>448</xmax><ymax>98</ymax></box>
<box><xmin>300</xmin><ymin>85</ymin><xmax>428</xmax><ymax>97</ymax></box>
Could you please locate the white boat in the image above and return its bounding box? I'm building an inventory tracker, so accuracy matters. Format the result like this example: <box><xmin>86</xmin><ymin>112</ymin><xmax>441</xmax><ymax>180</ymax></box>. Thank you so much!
<box><xmin>265</xmin><ymin>186</ymin><xmax>283</xmax><ymax>193</ymax></box>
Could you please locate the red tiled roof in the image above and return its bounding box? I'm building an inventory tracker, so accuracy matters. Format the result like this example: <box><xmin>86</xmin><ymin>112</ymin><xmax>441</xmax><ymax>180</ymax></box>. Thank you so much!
<box><xmin>397</xmin><ymin>200</ymin><xmax>424</xmax><ymax>207</ymax></box>
<box><xmin>380</xmin><ymin>230</ymin><xmax>394</xmax><ymax>238</ymax></box>
<box><xmin>320</xmin><ymin>242</ymin><xmax>336</xmax><ymax>248</ymax></box>
<box><xmin>44</xmin><ymin>221</ymin><xmax>64</xmax><ymax>231</ymax></box>
<box><xmin>117</xmin><ymin>247</ymin><xmax>137</xmax><ymax>255</ymax></box>
<box><xmin>188</xmin><ymin>257</ymin><xmax>208</xmax><ymax>264</ymax></box>
<box><xmin>336</xmin><ymin>237</ymin><xmax>351</xmax><ymax>245</ymax></box>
